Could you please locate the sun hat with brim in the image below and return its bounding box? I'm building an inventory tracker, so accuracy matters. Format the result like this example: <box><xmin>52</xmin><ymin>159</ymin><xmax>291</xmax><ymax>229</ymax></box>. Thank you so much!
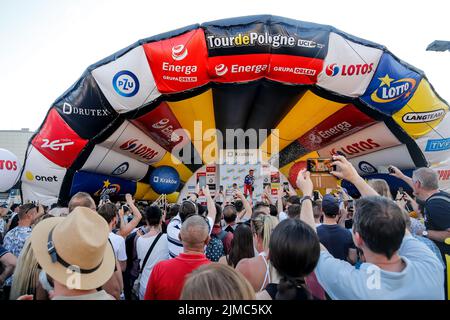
<box><xmin>30</xmin><ymin>206</ymin><xmax>115</xmax><ymax>291</ymax></box>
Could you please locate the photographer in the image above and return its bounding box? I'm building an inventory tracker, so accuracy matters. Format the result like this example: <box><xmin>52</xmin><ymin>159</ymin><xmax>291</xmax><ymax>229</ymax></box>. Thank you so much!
<box><xmin>296</xmin><ymin>155</ymin><xmax>444</xmax><ymax>299</ymax></box>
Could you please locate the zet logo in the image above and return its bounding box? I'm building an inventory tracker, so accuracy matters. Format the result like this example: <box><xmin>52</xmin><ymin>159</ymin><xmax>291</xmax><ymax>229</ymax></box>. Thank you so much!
<box><xmin>112</xmin><ymin>70</ymin><xmax>140</xmax><ymax>97</ymax></box>
<box><xmin>25</xmin><ymin>171</ymin><xmax>58</xmax><ymax>182</ymax></box>
<box><xmin>215</xmin><ymin>64</ymin><xmax>228</xmax><ymax>76</ymax></box>
<box><xmin>41</xmin><ymin>139</ymin><xmax>74</xmax><ymax>151</ymax></box>
<box><xmin>325</xmin><ymin>63</ymin><xmax>340</xmax><ymax>76</ymax></box>
<box><xmin>111</xmin><ymin>162</ymin><xmax>129</xmax><ymax>176</ymax></box>
<box><xmin>171</xmin><ymin>44</ymin><xmax>188</xmax><ymax>61</ymax></box>
<box><xmin>370</xmin><ymin>74</ymin><xmax>416</xmax><ymax>103</ymax></box>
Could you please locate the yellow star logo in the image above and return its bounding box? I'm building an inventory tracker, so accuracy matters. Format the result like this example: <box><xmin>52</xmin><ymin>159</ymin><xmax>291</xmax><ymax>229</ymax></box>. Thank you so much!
<box><xmin>103</xmin><ymin>180</ymin><xmax>111</xmax><ymax>188</ymax></box>
<box><xmin>378</xmin><ymin>74</ymin><xmax>394</xmax><ymax>87</ymax></box>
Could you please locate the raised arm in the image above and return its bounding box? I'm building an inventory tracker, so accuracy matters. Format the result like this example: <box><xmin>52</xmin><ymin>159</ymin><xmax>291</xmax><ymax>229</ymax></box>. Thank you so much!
<box><xmin>118</xmin><ymin>194</ymin><xmax>142</xmax><ymax>238</ymax></box>
<box><xmin>389</xmin><ymin>165</ymin><xmax>414</xmax><ymax>189</ymax></box>
<box><xmin>202</xmin><ymin>185</ymin><xmax>217</xmax><ymax>222</ymax></box>
<box><xmin>296</xmin><ymin>170</ymin><xmax>316</xmax><ymax>231</ymax></box>
<box><xmin>331</xmin><ymin>155</ymin><xmax>378</xmax><ymax>197</ymax></box>
<box><xmin>236</xmin><ymin>189</ymin><xmax>252</xmax><ymax>221</ymax></box>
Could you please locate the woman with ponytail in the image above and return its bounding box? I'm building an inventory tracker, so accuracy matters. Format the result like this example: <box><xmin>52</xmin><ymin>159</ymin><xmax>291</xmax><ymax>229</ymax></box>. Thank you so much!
<box><xmin>256</xmin><ymin>218</ymin><xmax>321</xmax><ymax>300</ymax></box>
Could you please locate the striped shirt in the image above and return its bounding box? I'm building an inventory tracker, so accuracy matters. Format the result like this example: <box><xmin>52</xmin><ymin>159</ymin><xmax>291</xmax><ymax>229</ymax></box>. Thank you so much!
<box><xmin>167</xmin><ymin>214</ymin><xmax>213</xmax><ymax>258</ymax></box>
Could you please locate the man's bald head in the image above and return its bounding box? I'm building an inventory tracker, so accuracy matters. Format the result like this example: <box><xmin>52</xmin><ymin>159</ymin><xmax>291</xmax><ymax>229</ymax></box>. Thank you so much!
<box><xmin>179</xmin><ymin>215</ymin><xmax>210</xmax><ymax>251</ymax></box>
<box><xmin>68</xmin><ymin>192</ymin><xmax>96</xmax><ymax>213</ymax></box>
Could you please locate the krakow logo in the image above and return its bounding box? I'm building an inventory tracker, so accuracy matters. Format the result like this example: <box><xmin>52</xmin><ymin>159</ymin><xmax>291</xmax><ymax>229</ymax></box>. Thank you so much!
<box><xmin>172</xmin><ymin>44</ymin><xmax>188</xmax><ymax>61</ymax></box>
<box><xmin>41</xmin><ymin>139</ymin><xmax>74</xmax><ymax>151</ymax></box>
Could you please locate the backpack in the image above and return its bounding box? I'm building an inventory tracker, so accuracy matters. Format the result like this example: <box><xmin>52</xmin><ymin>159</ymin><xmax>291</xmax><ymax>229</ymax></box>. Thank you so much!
<box><xmin>205</xmin><ymin>230</ymin><xmax>227</xmax><ymax>262</ymax></box>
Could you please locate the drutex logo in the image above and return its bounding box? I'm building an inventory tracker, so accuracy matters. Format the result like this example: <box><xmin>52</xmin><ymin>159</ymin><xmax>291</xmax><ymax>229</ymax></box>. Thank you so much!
<box><xmin>206</xmin><ymin>32</ymin><xmax>324</xmax><ymax>49</ymax></box>
<box><xmin>370</xmin><ymin>74</ymin><xmax>416</xmax><ymax>103</ymax></box>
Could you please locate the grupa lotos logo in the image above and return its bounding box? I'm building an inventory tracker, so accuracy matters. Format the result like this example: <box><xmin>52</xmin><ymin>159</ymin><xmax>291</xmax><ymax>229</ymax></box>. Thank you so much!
<box><xmin>171</xmin><ymin>44</ymin><xmax>188</xmax><ymax>61</ymax></box>
<box><xmin>215</xmin><ymin>64</ymin><xmax>229</xmax><ymax>76</ymax></box>
<box><xmin>112</xmin><ymin>70</ymin><xmax>140</xmax><ymax>97</ymax></box>
<box><xmin>41</xmin><ymin>139</ymin><xmax>74</xmax><ymax>151</ymax></box>
<box><xmin>325</xmin><ymin>63</ymin><xmax>340</xmax><ymax>77</ymax></box>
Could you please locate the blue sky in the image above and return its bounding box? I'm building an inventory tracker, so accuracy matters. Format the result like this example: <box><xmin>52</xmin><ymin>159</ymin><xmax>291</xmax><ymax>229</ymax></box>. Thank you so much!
<box><xmin>0</xmin><ymin>0</ymin><xmax>448</xmax><ymax>130</ymax></box>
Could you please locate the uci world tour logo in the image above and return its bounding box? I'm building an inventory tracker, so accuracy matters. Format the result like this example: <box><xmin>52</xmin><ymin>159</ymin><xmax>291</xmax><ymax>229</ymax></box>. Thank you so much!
<box><xmin>113</xmin><ymin>70</ymin><xmax>140</xmax><ymax>97</ymax></box>
<box><xmin>370</xmin><ymin>74</ymin><xmax>416</xmax><ymax>103</ymax></box>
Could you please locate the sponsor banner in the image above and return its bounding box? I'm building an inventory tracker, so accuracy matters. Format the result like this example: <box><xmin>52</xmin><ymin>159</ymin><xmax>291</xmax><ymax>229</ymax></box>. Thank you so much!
<box><xmin>54</xmin><ymin>74</ymin><xmax>117</xmax><ymax>139</ymax></box>
<box><xmin>100</xmin><ymin>121</ymin><xmax>166</xmax><ymax>165</ymax></box>
<box><xmin>266</xmin><ymin>54</ymin><xmax>323</xmax><ymax>85</ymax></box>
<box><xmin>416</xmin><ymin>113</ymin><xmax>450</xmax><ymax>165</ymax></box>
<box><xmin>433</xmin><ymin>162</ymin><xmax>450</xmax><ymax>192</ymax></box>
<box><xmin>208</xmin><ymin>54</ymin><xmax>269</xmax><ymax>83</ymax></box>
<box><xmin>70</xmin><ymin>170</ymin><xmax>136</xmax><ymax>197</ymax></box>
<box><xmin>21</xmin><ymin>147</ymin><xmax>66</xmax><ymax>195</ymax></box>
<box><xmin>361</xmin><ymin>53</ymin><xmax>421</xmax><ymax>115</ymax></box>
<box><xmin>31</xmin><ymin>108</ymin><xmax>88</xmax><ymax>168</ymax></box>
<box><xmin>392</xmin><ymin>79</ymin><xmax>448</xmax><ymax>138</ymax></box>
<box><xmin>349</xmin><ymin>145</ymin><xmax>416</xmax><ymax>175</ymax></box>
<box><xmin>143</xmin><ymin>29</ymin><xmax>209</xmax><ymax>93</ymax></box>
<box><xmin>204</xmin><ymin>22</ymin><xmax>328</xmax><ymax>59</ymax></box>
<box><xmin>132</xmin><ymin>101</ymin><xmax>189</xmax><ymax>151</ymax></box>
<box><xmin>297</xmin><ymin>104</ymin><xmax>376</xmax><ymax>151</ymax></box>
<box><xmin>317</xmin><ymin>122</ymin><xmax>400</xmax><ymax>158</ymax></box>
<box><xmin>317</xmin><ymin>32</ymin><xmax>383</xmax><ymax>97</ymax></box>
<box><xmin>81</xmin><ymin>145</ymin><xmax>148</xmax><ymax>181</ymax></box>
<box><xmin>92</xmin><ymin>46</ymin><xmax>161</xmax><ymax>113</ymax></box>
<box><xmin>21</xmin><ymin>182</ymin><xmax>59</xmax><ymax>206</ymax></box>
<box><xmin>206</xmin><ymin>164</ymin><xmax>216</xmax><ymax>185</ymax></box>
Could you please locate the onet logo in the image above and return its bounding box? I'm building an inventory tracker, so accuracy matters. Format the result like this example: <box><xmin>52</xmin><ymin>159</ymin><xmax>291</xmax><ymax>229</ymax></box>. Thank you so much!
<box><xmin>41</xmin><ymin>139</ymin><xmax>74</xmax><ymax>151</ymax></box>
<box><xmin>171</xmin><ymin>44</ymin><xmax>188</xmax><ymax>61</ymax></box>
<box><xmin>25</xmin><ymin>171</ymin><xmax>58</xmax><ymax>182</ymax></box>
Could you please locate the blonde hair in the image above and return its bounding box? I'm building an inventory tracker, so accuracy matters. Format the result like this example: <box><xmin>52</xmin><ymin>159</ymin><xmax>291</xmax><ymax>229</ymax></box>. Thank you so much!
<box><xmin>181</xmin><ymin>263</ymin><xmax>256</xmax><ymax>300</ymax></box>
<box><xmin>368</xmin><ymin>179</ymin><xmax>393</xmax><ymax>199</ymax></box>
<box><xmin>251</xmin><ymin>214</ymin><xmax>279</xmax><ymax>251</ymax></box>
<box><xmin>10</xmin><ymin>238</ymin><xmax>40</xmax><ymax>300</ymax></box>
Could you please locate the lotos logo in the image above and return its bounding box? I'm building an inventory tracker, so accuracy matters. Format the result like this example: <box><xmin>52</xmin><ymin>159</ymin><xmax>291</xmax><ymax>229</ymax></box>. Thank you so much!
<box><xmin>111</xmin><ymin>162</ymin><xmax>129</xmax><ymax>176</ymax></box>
<box><xmin>94</xmin><ymin>179</ymin><xmax>121</xmax><ymax>197</ymax></box>
<box><xmin>402</xmin><ymin>109</ymin><xmax>446</xmax><ymax>123</ymax></box>
<box><xmin>171</xmin><ymin>44</ymin><xmax>188</xmax><ymax>61</ymax></box>
<box><xmin>112</xmin><ymin>70</ymin><xmax>140</xmax><ymax>97</ymax></box>
<box><xmin>326</xmin><ymin>63</ymin><xmax>340</xmax><ymax>76</ymax></box>
<box><xmin>41</xmin><ymin>139</ymin><xmax>74</xmax><ymax>151</ymax></box>
<box><xmin>215</xmin><ymin>64</ymin><xmax>228</xmax><ymax>76</ymax></box>
<box><xmin>330</xmin><ymin>138</ymin><xmax>381</xmax><ymax>156</ymax></box>
<box><xmin>325</xmin><ymin>63</ymin><xmax>374</xmax><ymax>77</ymax></box>
<box><xmin>370</xmin><ymin>74</ymin><xmax>416</xmax><ymax>103</ymax></box>
<box><xmin>119</xmin><ymin>139</ymin><xmax>159</xmax><ymax>161</ymax></box>
<box><xmin>25</xmin><ymin>171</ymin><xmax>58</xmax><ymax>182</ymax></box>
<box><xmin>0</xmin><ymin>160</ymin><xmax>17</xmax><ymax>171</ymax></box>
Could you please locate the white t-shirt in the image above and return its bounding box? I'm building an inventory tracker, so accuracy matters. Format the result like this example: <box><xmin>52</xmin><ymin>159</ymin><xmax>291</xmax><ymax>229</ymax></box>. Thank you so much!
<box><xmin>167</xmin><ymin>214</ymin><xmax>213</xmax><ymax>258</ymax></box>
<box><xmin>136</xmin><ymin>233</ymin><xmax>169</xmax><ymax>300</ymax></box>
<box><xmin>109</xmin><ymin>232</ymin><xmax>127</xmax><ymax>262</ymax></box>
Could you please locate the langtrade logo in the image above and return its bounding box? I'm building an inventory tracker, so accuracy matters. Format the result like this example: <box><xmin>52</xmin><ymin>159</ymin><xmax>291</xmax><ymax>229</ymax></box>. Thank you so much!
<box><xmin>171</xmin><ymin>45</ymin><xmax>188</xmax><ymax>61</ymax></box>
<box><xmin>41</xmin><ymin>139</ymin><xmax>74</xmax><ymax>151</ymax></box>
<box><xmin>112</xmin><ymin>70</ymin><xmax>140</xmax><ymax>97</ymax></box>
<box><xmin>370</xmin><ymin>74</ymin><xmax>416</xmax><ymax>104</ymax></box>
<box><xmin>25</xmin><ymin>171</ymin><xmax>58</xmax><ymax>182</ymax></box>
<box><xmin>325</xmin><ymin>63</ymin><xmax>374</xmax><ymax>77</ymax></box>
<box><xmin>206</xmin><ymin>32</ymin><xmax>324</xmax><ymax>49</ymax></box>
<box><xmin>215</xmin><ymin>64</ymin><xmax>228</xmax><ymax>76</ymax></box>
<box><xmin>402</xmin><ymin>109</ymin><xmax>446</xmax><ymax>123</ymax></box>
<box><xmin>119</xmin><ymin>139</ymin><xmax>159</xmax><ymax>161</ymax></box>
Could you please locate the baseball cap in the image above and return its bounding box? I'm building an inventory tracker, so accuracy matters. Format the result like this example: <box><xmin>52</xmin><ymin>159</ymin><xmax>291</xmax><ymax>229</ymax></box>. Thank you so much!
<box><xmin>322</xmin><ymin>194</ymin><xmax>339</xmax><ymax>217</ymax></box>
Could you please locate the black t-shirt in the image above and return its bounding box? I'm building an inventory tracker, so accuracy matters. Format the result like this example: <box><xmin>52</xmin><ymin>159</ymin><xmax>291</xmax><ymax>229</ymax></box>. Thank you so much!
<box><xmin>317</xmin><ymin>224</ymin><xmax>355</xmax><ymax>261</ymax></box>
<box><xmin>265</xmin><ymin>283</ymin><xmax>316</xmax><ymax>300</ymax></box>
<box><xmin>424</xmin><ymin>191</ymin><xmax>450</xmax><ymax>256</ymax></box>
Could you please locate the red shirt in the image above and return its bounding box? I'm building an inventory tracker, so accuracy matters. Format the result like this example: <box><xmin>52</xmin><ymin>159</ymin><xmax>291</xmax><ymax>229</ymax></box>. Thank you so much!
<box><xmin>144</xmin><ymin>253</ymin><xmax>211</xmax><ymax>300</ymax></box>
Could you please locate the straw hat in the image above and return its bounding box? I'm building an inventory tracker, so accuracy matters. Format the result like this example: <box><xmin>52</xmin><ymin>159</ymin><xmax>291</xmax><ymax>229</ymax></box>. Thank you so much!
<box><xmin>30</xmin><ymin>206</ymin><xmax>115</xmax><ymax>290</ymax></box>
